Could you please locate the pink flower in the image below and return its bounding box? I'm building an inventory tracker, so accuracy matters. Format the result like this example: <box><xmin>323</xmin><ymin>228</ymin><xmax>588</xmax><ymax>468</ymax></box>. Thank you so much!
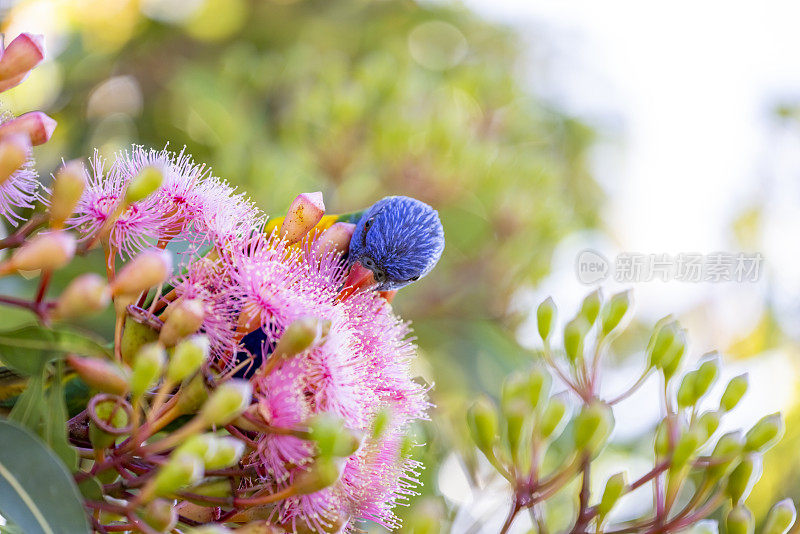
<box><xmin>0</xmin><ymin>135</ymin><xmax>39</xmax><ymax>225</ymax></box>
<box><xmin>70</xmin><ymin>150</ymin><xmax>163</xmax><ymax>257</ymax></box>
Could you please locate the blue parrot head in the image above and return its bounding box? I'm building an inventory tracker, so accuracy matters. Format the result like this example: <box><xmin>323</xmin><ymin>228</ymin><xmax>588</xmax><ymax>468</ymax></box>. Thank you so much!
<box><xmin>347</xmin><ymin>195</ymin><xmax>444</xmax><ymax>291</ymax></box>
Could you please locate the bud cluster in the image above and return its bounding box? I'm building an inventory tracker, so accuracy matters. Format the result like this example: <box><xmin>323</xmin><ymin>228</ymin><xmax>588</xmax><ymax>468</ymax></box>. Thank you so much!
<box><xmin>466</xmin><ymin>290</ymin><xmax>795</xmax><ymax>534</ymax></box>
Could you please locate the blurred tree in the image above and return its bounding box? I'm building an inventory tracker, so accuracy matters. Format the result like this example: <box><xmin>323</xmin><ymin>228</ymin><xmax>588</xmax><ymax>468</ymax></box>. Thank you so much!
<box><xmin>3</xmin><ymin>0</ymin><xmax>601</xmax><ymax>525</ymax></box>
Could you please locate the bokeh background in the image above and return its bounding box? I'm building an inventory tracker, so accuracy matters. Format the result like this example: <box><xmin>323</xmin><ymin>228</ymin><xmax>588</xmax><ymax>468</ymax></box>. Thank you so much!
<box><xmin>2</xmin><ymin>0</ymin><xmax>800</xmax><ymax>532</ymax></box>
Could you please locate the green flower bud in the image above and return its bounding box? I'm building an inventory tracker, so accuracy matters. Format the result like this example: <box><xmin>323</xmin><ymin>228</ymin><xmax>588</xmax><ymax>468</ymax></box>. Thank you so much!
<box><xmin>726</xmin><ymin>505</ymin><xmax>754</xmax><ymax>534</ymax></box>
<box><xmin>601</xmin><ymin>290</ymin><xmax>631</xmax><ymax>335</ymax></box>
<box><xmin>647</xmin><ymin>319</ymin><xmax>677</xmax><ymax>368</ymax></box>
<box><xmin>537</xmin><ymin>297</ymin><xmax>557</xmax><ymax>342</ymax></box>
<box><xmin>66</xmin><ymin>355</ymin><xmax>129</xmax><ymax>396</ymax></box>
<box><xmin>151</xmin><ymin>452</ymin><xmax>204</xmax><ymax>497</ymax></box>
<box><xmin>131</xmin><ymin>342</ymin><xmax>166</xmax><ymax>400</ymax></box>
<box><xmin>309</xmin><ymin>413</ymin><xmax>362</xmax><ymax>458</ymax></box>
<box><xmin>501</xmin><ymin>372</ymin><xmax>529</xmax><ymax>411</ymax></box>
<box><xmin>139</xmin><ymin>499</ymin><xmax>177</xmax><ymax>532</ymax></box>
<box><xmin>579</xmin><ymin>289</ymin><xmax>602</xmax><ymax>326</ymax></box>
<box><xmin>527</xmin><ymin>367</ymin><xmax>552</xmax><ymax>411</ymax></box>
<box><xmin>167</xmin><ymin>335</ymin><xmax>210</xmax><ymax>383</ymax></box>
<box><xmin>763</xmin><ymin>499</ymin><xmax>797</xmax><ymax>534</ymax></box>
<box><xmin>204</xmin><ymin>437</ymin><xmax>246</xmax><ymax>470</ymax></box>
<box><xmin>654</xmin><ymin>420</ymin><xmax>670</xmax><ymax>457</ymax></box>
<box><xmin>672</xmin><ymin>428</ymin><xmax>702</xmax><ymax>469</ymax></box>
<box><xmin>696</xmin><ymin>410</ymin><xmax>721</xmax><ymax>444</ymax></box>
<box><xmin>720</xmin><ymin>374</ymin><xmax>748</xmax><ymax>412</ymax></box>
<box><xmin>125</xmin><ymin>165</ymin><xmax>164</xmax><ymax>204</ymax></box>
<box><xmin>120</xmin><ymin>317</ymin><xmax>160</xmax><ymax>364</ymax></box>
<box><xmin>677</xmin><ymin>370</ymin><xmax>699</xmax><ymax>409</ymax></box>
<box><xmin>186</xmin><ymin>527</ymin><xmax>232</xmax><ymax>534</ymax></box>
<box><xmin>49</xmin><ymin>160</ymin><xmax>86</xmax><ymax>229</ymax></box>
<box><xmin>175</xmin><ymin>374</ymin><xmax>209</xmax><ymax>415</ymax></box>
<box><xmin>693</xmin><ymin>356</ymin><xmax>720</xmax><ymax>400</ymax></box>
<box><xmin>538</xmin><ymin>396</ymin><xmax>567</xmax><ymax>440</ymax></box>
<box><xmin>564</xmin><ymin>316</ymin><xmax>589</xmax><ymax>363</ymax></box>
<box><xmin>503</xmin><ymin>400</ymin><xmax>528</xmax><ymax>461</ymax></box>
<box><xmin>371</xmin><ymin>408</ymin><xmax>392</xmax><ymax>440</ymax></box>
<box><xmin>52</xmin><ymin>273</ymin><xmax>110</xmax><ymax>320</ymax></box>
<box><xmin>273</xmin><ymin>316</ymin><xmax>327</xmax><ymax>359</ymax></box>
<box><xmin>661</xmin><ymin>329</ymin><xmax>687</xmax><ymax>380</ymax></box>
<box><xmin>89</xmin><ymin>397</ymin><xmax>131</xmax><ymax>451</ymax></box>
<box><xmin>175</xmin><ymin>434</ymin><xmax>217</xmax><ymax>460</ymax></box>
<box><xmin>574</xmin><ymin>402</ymin><xmax>614</xmax><ymax>454</ymax></box>
<box><xmin>467</xmin><ymin>395</ymin><xmax>499</xmax><ymax>452</ymax></box>
<box><xmin>726</xmin><ymin>455</ymin><xmax>760</xmax><ymax>504</ymax></box>
<box><xmin>187</xmin><ymin>478</ymin><xmax>232</xmax><ymax>500</ymax></box>
<box><xmin>160</xmin><ymin>299</ymin><xmax>206</xmax><ymax>347</ymax></box>
<box><xmin>199</xmin><ymin>380</ymin><xmax>252</xmax><ymax>426</ymax></box>
<box><xmin>598</xmin><ymin>472</ymin><xmax>626</xmax><ymax>519</ymax></box>
<box><xmin>744</xmin><ymin>413</ymin><xmax>784</xmax><ymax>453</ymax></box>
<box><xmin>708</xmin><ymin>431</ymin><xmax>744</xmax><ymax>480</ymax></box>
<box><xmin>293</xmin><ymin>457</ymin><xmax>343</xmax><ymax>494</ymax></box>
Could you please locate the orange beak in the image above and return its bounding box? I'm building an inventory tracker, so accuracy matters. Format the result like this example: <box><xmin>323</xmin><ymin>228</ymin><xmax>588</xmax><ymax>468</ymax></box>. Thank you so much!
<box><xmin>337</xmin><ymin>261</ymin><xmax>376</xmax><ymax>301</ymax></box>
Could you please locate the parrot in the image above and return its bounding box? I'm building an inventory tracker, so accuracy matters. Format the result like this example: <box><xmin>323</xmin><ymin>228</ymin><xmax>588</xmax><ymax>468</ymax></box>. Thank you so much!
<box><xmin>236</xmin><ymin>195</ymin><xmax>445</xmax><ymax>377</ymax></box>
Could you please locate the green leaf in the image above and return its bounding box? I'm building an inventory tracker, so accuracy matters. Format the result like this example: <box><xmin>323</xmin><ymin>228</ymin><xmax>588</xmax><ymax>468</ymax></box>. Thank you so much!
<box><xmin>43</xmin><ymin>362</ymin><xmax>78</xmax><ymax>470</ymax></box>
<box><xmin>0</xmin><ymin>325</ymin><xmax>111</xmax><ymax>376</ymax></box>
<box><xmin>0</xmin><ymin>419</ymin><xmax>90</xmax><ymax>534</ymax></box>
<box><xmin>8</xmin><ymin>372</ymin><xmax>45</xmax><ymax>429</ymax></box>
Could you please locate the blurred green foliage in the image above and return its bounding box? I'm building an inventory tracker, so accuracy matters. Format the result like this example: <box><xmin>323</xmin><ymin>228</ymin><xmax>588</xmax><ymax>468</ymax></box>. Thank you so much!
<box><xmin>4</xmin><ymin>0</ymin><xmax>601</xmax><ymax>527</ymax></box>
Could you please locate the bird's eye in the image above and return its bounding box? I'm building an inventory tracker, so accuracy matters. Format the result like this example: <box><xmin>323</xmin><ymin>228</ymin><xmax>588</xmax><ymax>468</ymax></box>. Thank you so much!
<box><xmin>364</xmin><ymin>217</ymin><xmax>374</xmax><ymax>231</ymax></box>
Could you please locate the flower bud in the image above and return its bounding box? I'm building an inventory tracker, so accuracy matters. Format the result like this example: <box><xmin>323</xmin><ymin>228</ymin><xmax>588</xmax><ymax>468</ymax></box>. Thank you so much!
<box><xmin>279</xmin><ymin>192</ymin><xmax>325</xmax><ymax>245</ymax></box>
<box><xmin>661</xmin><ymin>328</ymin><xmax>687</xmax><ymax>380</ymax></box>
<box><xmin>693</xmin><ymin>355</ymin><xmax>720</xmax><ymax>399</ymax></box>
<box><xmin>579</xmin><ymin>289</ymin><xmax>602</xmax><ymax>326</ymax></box>
<box><xmin>598</xmin><ymin>472</ymin><xmax>627</xmax><ymax>519</ymax></box>
<box><xmin>467</xmin><ymin>395</ymin><xmax>499</xmax><ymax>453</ymax></box>
<box><xmin>527</xmin><ymin>367</ymin><xmax>552</xmax><ymax>411</ymax></box>
<box><xmin>537</xmin><ymin>297</ymin><xmax>557</xmax><ymax>342</ymax></box>
<box><xmin>563</xmin><ymin>316</ymin><xmax>589</xmax><ymax>363</ymax></box>
<box><xmin>654</xmin><ymin>420</ymin><xmax>669</xmax><ymax>457</ymax></box>
<box><xmin>167</xmin><ymin>335</ymin><xmax>209</xmax><ymax>383</ymax></box>
<box><xmin>601</xmin><ymin>290</ymin><xmax>631</xmax><ymax>335</ymax></box>
<box><xmin>6</xmin><ymin>231</ymin><xmax>75</xmax><ymax>272</ymax></box>
<box><xmin>708</xmin><ymin>431</ymin><xmax>744</xmax><ymax>480</ymax></box>
<box><xmin>125</xmin><ymin>166</ymin><xmax>164</xmax><ymax>204</ymax></box>
<box><xmin>538</xmin><ymin>396</ymin><xmax>567</xmax><ymax>440</ymax></box>
<box><xmin>160</xmin><ymin>299</ymin><xmax>206</xmax><ymax>346</ymax></box>
<box><xmin>726</xmin><ymin>505</ymin><xmax>754</xmax><ymax>534</ymax></box>
<box><xmin>273</xmin><ymin>316</ymin><xmax>326</xmax><ymax>358</ymax></box>
<box><xmin>49</xmin><ymin>160</ymin><xmax>87</xmax><ymax>228</ymax></box>
<box><xmin>764</xmin><ymin>499</ymin><xmax>797</xmax><ymax>534</ymax></box>
<box><xmin>110</xmin><ymin>249</ymin><xmax>173</xmax><ymax>296</ymax></box>
<box><xmin>89</xmin><ymin>396</ymin><xmax>131</xmax><ymax>450</ymax></box>
<box><xmin>503</xmin><ymin>400</ymin><xmax>528</xmax><ymax>461</ymax></box>
<box><xmin>309</xmin><ymin>413</ymin><xmax>362</xmax><ymax>458</ymax></box>
<box><xmin>726</xmin><ymin>455</ymin><xmax>761</xmax><ymax>504</ymax></box>
<box><xmin>501</xmin><ymin>372</ymin><xmax>530</xmax><ymax>411</ymax></box>
<box><xmin>315</xmin><ymin>222</ymin><xmax>356</xmax><ymax>257</ymax></box>
<box><xmin>292</xmin><ymin>457</ymin><xmax>342</xmax><ymax>495</ymax></box>
<box><xmin>744</xmin><ymin>413</ymin><xmax>784</xmax><ymax>453</ymax></box>
<box><xmin>131</xmin><ymin>342</ymin><xmax>166</xmax><ymax>399</ymax></box>
<box><xmin>720</xmin><ymin>374</ymin><xmax>748</xmax><ymax>412</ymax></box>
<box><xmin>66</xmin><ymin>356</ymin><xmax>129</xmax><ymax>396</ymax></box>
<box><xmin>676</xmin><ymin>370</ymin><xmax>699</xmax><ymax>409</ymax></box>
<box><xmin>204</xmin><ymin>437</ymin><xmax>246</xmax><ymax>470</ymax></box>
<box><xmin>53</xmin><ymin>273</ymin><xmax>110</xmax><ymax>320</ymax></box>
<box><xmin>187</xmin><ymin>527</ymin><xmax>232</xmax><ymax>534</ymax></box>
<box><xmin>0</xmin><ymin>33</ymin><xmax>44</xmax><ymax>82</ymax></box>
<box><xmin>175</xmin><ymin>434</ymin><xmax>217</xmax><ymax>460</ymax></box>
<box><xmin>199</xmin><ymin>380</ymin><xmax>252</xmax><ymax>426</ymax></box>
<box><xmin>696</xmin><ymin>410</ymin><xmax>721</xmax><ymax>444</ymax></box>
<box><xmin>139</xmin><ymin>499</ymin><xmax>177</xmax><ymax>532</ymax></box>
<box><xmin>175</xmin><ymin>374</ymin><xmax>209</xmax><ymax>415</ymax></box>
<box><xmin>0</xmin><ymin>111</ymin><xmax>56</xmax><ymax>146</ymax></box>
<box><xmin>120</xmin><ymin>317</ymin><xmax>159</xmax><ymax>364</ymax></box>
<box><xmin>646</xmin><ymin>318</ymin><xmax>676</xmax><ymax>368</ymax></box>
<box><xmin>0</xmin><ymin>133</ymin><xmax>29</xmax><ymax>186</ymax></box>
<box><xmin>186</xmin><ymin>478</ymin><xmax>232</xmax><ymax>500</ymax></box>
<box><xmin>371</xmin><ymin>407</ymin><xmax>392</xmax><ymax>440</ymax></box>
<box><xmin>573</xmin><ymin>402</ymin><xmax>614</xmax><ymax>454</ymax></box>
<box><xmin>672</xmin><ymin>428</ymin><xmax>701</xmax><ymax>469</ymax></box>
<box><xmin>151</xmin><ymin>452</ymin><xmax>204</xmax><ymax>497</ymax></box>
